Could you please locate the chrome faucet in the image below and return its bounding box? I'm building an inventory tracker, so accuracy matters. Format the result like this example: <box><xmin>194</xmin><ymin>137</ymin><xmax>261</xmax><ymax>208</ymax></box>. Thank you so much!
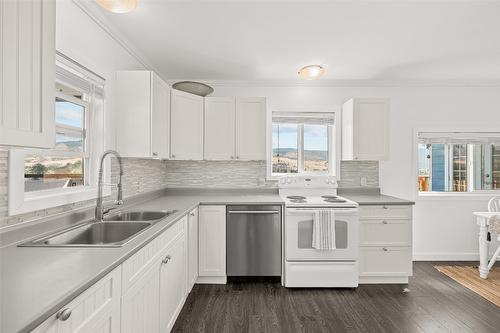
<box><xmin>95</xmin><ymin>150</ymin><xmax>124</xmax><ymax>221</ymax></box>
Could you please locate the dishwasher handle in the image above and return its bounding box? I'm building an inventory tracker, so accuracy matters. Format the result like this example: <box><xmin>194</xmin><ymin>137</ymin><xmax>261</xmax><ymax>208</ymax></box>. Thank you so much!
<box><xmin>228</xmin><ymin>210</ymin><xmax>280</xmax><ymax>214</ymax></box>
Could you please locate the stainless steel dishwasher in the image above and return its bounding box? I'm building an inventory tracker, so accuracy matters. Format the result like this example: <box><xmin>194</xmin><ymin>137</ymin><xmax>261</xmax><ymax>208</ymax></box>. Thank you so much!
<box><xmin>226</xmin><ymin>205</ymin><xmax>282</xmax><ymax>277</ymax></box>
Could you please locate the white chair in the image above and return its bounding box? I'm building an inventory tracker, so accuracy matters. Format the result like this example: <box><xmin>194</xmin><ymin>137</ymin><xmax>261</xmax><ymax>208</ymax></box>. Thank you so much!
<box><xmin>487</xmin><ymin>196</ymin><xmax>500</xmax><ymax>270</ymax></box>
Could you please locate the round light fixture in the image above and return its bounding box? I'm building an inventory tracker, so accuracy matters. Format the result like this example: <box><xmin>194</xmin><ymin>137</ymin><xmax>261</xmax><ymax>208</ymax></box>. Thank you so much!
<box><xmin>95</xmin><ymin>0</ymin><xmax>138</xmax><ymax>13</ymax></box>
<box><xmin>298</xmin><ymin>65</ymin><xmax>326</xmax><ymax>80</ymax></box>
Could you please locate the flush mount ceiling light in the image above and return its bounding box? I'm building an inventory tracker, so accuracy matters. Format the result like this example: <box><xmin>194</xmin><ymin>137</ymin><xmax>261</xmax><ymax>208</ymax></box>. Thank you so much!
<box><xmin>298</xmin><ymin>65</ymin><xmax>326</xmax><ymax>80</ymax></box>
<box><xmin>95</xmin><ymin>0</ymin><xmax>138</xmax><ymax>13</ymax></box>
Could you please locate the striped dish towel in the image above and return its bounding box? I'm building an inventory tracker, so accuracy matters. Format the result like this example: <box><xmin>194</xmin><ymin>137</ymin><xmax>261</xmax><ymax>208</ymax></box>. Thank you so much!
<box><xmin>312</xmin><ymin>210</ymin><xmax>336</xmax><ymax>250</ymax></box>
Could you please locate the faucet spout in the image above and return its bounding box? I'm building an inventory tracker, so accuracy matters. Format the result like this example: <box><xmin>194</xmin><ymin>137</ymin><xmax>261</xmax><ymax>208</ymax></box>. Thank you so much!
<box><xmin>95</xmin><ymin>150</ymin><xmax>124</xmax><ymax>221</ymax></box>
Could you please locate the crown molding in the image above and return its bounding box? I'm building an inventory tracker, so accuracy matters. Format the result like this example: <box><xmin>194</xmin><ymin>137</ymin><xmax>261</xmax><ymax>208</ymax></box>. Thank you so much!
<box><xmin>72</xmin><ymin>0</ymin><xmax>167</xmax><ymax>82</ymax></box>
<box><xmin>166</xmin><ymin>78</ymin><xmax>500</xmax><ymax>88</ymax></box>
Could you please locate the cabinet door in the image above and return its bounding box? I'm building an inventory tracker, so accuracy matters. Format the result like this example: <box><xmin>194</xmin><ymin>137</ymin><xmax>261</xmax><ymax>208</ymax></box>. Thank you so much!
<box><xmin>0</xmin><ymin>0</ymin><xmax>55</xmax><ymax>148</ymax></box>
<box><xmin>188</xmin><ymin>207</ymin><xmax>199</xmax><ymax>292</ymax></box>
<box><xmin>170</xmin><ymin>89</ymin><xmax>204</xmax><ymax>160</ymax></box>
<box><xmin>204</xmin><ymin>97</ymin><xmax>235</xmax><ymax>160</ymax></box>
<box><xmin>235</xmin><ymin>97</ymin><xmax>266</xmax><ymax>160</ymax></box>
<box><xmin>151</xmin><ymin>73</ymin><xmax>170</xmax><ymax>159</ymax></box>
<box><xmin>121</xmin><ymin>263</ymin><xmax>160</xmax><ymax>333</ymax></box>
<box><xmin>198</xmin><ymin>205</ymin><xmax>226</xmax><ymax>278</ymax></box>
<box><xmin>159</xmin><ymin>234</ymin><xmax>187</xmax><ymax>333</ymax></box>
<box><xmin>116</xmin><ymin>71</ymin><xmax>152</xmax><ymax>158</ymax></box>
<box><xmin>33</xmin><ymin>267</ymin><xmax>122</xmax><ymax>333</ymax></box>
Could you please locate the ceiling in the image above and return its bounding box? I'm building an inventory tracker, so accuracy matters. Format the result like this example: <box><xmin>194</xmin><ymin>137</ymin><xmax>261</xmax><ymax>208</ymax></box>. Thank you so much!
<box><xmin>88</xmin><ymin>0</ymin><xmax>500</xmax><ymax>83</ymax></box>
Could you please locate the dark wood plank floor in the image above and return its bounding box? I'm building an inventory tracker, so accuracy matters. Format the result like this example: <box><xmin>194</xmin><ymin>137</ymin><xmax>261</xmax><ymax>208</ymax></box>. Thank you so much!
<box><xmin>172</xmin><ymin>262</ymin><xmax>500</xmax><ymax>333</ymax></box>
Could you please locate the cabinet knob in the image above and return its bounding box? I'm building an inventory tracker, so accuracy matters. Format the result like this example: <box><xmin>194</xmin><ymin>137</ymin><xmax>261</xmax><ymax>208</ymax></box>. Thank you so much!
<box><xmin>162</xmin><ymin>255</ymin><xmax>172</xmax><ymax>264</ymax></box>
<box><xmin>152</xmin><ymin>152</ymin><xmax>158</xmax><ymax>156</ymax></box>
<box><xmin>382</xmin><ymin>206</ymin><xmax>388</xmax><ymax>209</ymax></box>
<box><xmin>56</xmin><ymin>308</ymin><xmax>72</xmax><ymax>321</ymax></box>
<box><xmin>171</xmin><ymin>154</ymin><xmax>176</xmax><ymax>159</ymax></box>
<box><xmin>230</xmin><ymin>156</ymin><xmax>234</xmax><ymax>159</ymax></box>
<box><xmin>190</xmin><ymin>212</ymin><xmax>195</xmax><ymax>216</ymax></box>
<box><xmin>236</xmin><ymin>156</ymin><xmax>240</xmax><ymax>159</ymax></box>
<box><xmin>382</xmin><ymin>220</ymin><xmax>388</xmax><ymax>224</ymax></box>
<box><xmin>382</xmin><ymin>247</ymin><xmax>388</xmax><ymax>252</ymax></box>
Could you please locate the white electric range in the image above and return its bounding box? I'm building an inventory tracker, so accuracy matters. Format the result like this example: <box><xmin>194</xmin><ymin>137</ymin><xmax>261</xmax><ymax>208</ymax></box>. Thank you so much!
<box><xmin>279</xmin><ymin>176</ymin><xmax>359</xmax><ymax>288</ymax></box>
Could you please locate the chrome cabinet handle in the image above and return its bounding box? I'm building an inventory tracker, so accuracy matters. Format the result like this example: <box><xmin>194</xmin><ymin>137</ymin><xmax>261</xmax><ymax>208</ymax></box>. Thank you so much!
<box><xmin>57</xmin><ymin>308</ymin><xmax>72</xmax><ymax>321</ymax></box>
<box><xmin>382</xmin><ymin>247</ymin><xmax>388</xmax><ymax>252</ymax></box>
<box><xmin>382</xmin><ymin>220</ymin><xmax>388</xmax><ymax>224</ymax></box>
<box><xmin>228</xmin><ymin>210</ymin><xmax>280</xmax><ymax>214</ymax></box>
<box><xmin>162</xmin><ymin>255</ymin><xmax>172</xmax><ymax>264</ymax></box>
<box><xmin>383</xmin><ymin>206</ymin><xmax>388</xmax><ymax>209</ymax></box>
<box><xmin>152</xmin><ymin>152</ymin><xmax>158</xmax><ymax>156</ymax></box>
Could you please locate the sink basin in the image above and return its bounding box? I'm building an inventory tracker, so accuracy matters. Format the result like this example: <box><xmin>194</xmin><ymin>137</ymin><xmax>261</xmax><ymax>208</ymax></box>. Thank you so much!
<box><xmin>20</xmin><ymin>221</ymin><xmax>153</xmax><ymax>247</ymax></box>
<box><xmin>104</xmin><ymin>210</ymin><xmax>176</xmax><ymax>222</ymax></box>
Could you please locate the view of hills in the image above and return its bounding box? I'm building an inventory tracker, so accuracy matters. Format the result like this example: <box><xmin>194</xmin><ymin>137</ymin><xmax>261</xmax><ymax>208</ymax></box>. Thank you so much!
<box><xmin>273</xmin><ymin>148</ymin><xmax>328</xmax><ymax>160</ymax></box>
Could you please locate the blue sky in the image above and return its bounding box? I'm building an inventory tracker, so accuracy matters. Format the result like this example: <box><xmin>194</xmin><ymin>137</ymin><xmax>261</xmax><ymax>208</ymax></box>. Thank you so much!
<box><xmin>272</xmin><ymin>123</ymin><xmax>327</xmax><ymax>151</ymax></box>
<box><xmin>56</xmin><ymin>100</ymin><xmax>84</xmax><ymax>128</ymax></box>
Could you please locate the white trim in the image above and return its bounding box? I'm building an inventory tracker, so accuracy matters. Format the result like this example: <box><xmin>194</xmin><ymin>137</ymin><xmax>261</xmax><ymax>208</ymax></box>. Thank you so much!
<box><xmin>71</xmin><ymin>0</ymin><xmax>163</xmax><ymax>80</ymax></box>
<box><xmin>412</xmin><ymin>252</ymin><xmax>499</xmax><ymax>261</ymax></box>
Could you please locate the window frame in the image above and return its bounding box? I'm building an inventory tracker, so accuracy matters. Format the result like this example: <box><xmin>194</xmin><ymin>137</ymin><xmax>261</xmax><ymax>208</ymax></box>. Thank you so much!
<box><xmin>414</xmin><ymin>127</ymin><xmax>500</xmax><ymax>198</ymax></box>
<box><xmin>267</xmin><ymin>110</ymin><xmax>340</xmax><ymax>180</ymax></box>
<box><xmin>8</xmin><ymin>57</ymin><xmax>107</xmax><ymax>216</ymax></box>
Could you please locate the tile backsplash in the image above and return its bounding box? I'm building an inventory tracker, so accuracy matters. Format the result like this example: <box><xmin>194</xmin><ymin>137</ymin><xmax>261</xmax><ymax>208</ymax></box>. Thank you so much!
<box><xmin>0</xmin><ymin>149</ymin><xmax>378</xmax><ymax>228</ymax></box>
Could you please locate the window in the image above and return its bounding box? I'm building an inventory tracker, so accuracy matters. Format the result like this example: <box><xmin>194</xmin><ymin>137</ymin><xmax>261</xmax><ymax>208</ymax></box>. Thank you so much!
<box><xmin>24</xmin><ymin>92</ymin><xmax>89</xmax><ymax>192</ymax></box>
<box><xmin>271</xmin><ymin>112</ymin><xmax>335</xmax><ymax>177</ymax></box>
<box><xmin>8</xmin><ymin>54</ymin><xmax>105</xmax><ymax>215</ymax></box>
<box><xmin>417</xmin><ymin>131</ymin><xmax>500</xmax><ymax>194</ymax></box>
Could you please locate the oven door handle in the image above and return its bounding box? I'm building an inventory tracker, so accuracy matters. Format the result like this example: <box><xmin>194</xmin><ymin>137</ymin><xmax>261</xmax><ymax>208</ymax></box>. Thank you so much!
<box><xmin>228</xmin><ymin>210</ymin><xmax>280</xmax><ymax>214</ymax></box>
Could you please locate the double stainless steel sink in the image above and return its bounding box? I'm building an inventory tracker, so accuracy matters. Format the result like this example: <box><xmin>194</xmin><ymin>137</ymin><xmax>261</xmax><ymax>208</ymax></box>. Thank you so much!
<box><xmin>20</xmin><ymin>210</ymin><xmax>177</xmax><ymax>247</ymax></box>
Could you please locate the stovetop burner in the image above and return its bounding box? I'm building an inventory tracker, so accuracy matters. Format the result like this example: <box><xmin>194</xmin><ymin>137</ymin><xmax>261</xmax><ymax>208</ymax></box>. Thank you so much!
<box><xmin>287</xmin><ymin>196</ymin><xmax>306</xmax><ymax>200</ymax></box>
<box><xmin>321</xmin><ymin>195</ymin><xmax>338</xmax><ymax>199</ymax></box>
<box><xmin>290</xmin><ymin>199</ymin><xmax>307</xmax><ymax>203</ymax></box>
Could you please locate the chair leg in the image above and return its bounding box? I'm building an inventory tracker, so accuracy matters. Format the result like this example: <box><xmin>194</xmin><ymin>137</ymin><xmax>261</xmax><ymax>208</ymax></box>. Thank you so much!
<box><xmin>487</xmin><ymin>244</ymin><xmax>500</xmax><ymax>270</ymax></box>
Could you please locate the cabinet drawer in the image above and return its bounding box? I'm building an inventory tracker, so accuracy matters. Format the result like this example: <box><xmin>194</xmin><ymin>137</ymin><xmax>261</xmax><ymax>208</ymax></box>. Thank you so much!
<box><xmin>360</xmin><ymin>219</ymin><xmax>411</xmax><ymax>246</ymax></box>
<box><xmin>285</xmin><ymin>261</ymin><xmax>358</xmax><ymax>288</ymax></box>
<box><xmin>122</xmin><ymin>218</ymin><xmax>185</xmax><ymax>292</ymax></box>
<box><xmin>359</xmin><ymin>246</ymin><xmax>412</xmax><ymax>277</ymax></box>
<box><xmin>33</xmin><ymin>267</ymin><xmax>121</xmax><ymax>333</ymax></box>
<box><xmin>359</xmin><ymin>205</ymin><xmax>412</xmax><ymax>219</ymax></box>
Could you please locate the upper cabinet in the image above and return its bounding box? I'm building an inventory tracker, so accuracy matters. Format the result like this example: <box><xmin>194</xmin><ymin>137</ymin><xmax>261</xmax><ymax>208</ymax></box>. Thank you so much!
<box><xmin>235</xmin><ymin>97</ymin><xmax>266</xmax><ymax>160</ymax></box>
<box><xmin>116</xmin><ymin>71</ymin><xmax>170</xmax><ymax>159</ymax></box>
<box><xmin>204</xmin><ymin>97</ymin><xmax>267</xmax><ymax>161</ymax></box>
<box><xmin>170</xmin><ymin>89</ymin><xmax>204</xmax><ymax>160</ymax></box>
<box><xmin>342</xmin><ymin>98</ymin><xmax>390</xmax><ymax>161</ymax></box>
<box><xmin>204</xmin><ymin>97</ymin><xmax>235</xmax><ymax>160</ymax></box>
<box><xmin>0</xmin><ymin>0</ymin><xmax>56</xmax><ymax>148</ymax></box>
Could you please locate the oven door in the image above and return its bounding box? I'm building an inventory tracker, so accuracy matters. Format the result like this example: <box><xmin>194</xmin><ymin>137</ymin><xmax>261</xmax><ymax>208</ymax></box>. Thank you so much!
<box><xmin>286</xmin><ymin>207</ymin><xmax>358</xmax><ymax>261</ymax></box>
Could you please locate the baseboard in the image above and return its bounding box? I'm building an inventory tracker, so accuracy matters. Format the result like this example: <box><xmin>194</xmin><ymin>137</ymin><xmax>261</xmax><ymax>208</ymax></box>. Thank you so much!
<box><xmin>196</xmin><ymin>276</ymin><xmax>227</xmax><ymax>284</ymax></box>
<box><xmin>413</xmin><ymin>253</ymin><xmax>481</xmax><ymax>261</ymax></box>
<box><xmin>359</xmin><ymin>276</ymin><xmax>408</xmax><ymax>284</ymax></box>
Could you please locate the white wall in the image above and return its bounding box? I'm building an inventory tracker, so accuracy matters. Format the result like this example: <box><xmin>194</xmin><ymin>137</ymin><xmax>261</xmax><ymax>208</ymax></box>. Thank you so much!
<box><xmin>211</xmin><ymin>84</ymin><xmax>500</xmax><ymax>260</ymax></box>
<box><xmin>56</xmin><ymin>0</ymin><xmax>146</xmax><ymax>149</ymax></box>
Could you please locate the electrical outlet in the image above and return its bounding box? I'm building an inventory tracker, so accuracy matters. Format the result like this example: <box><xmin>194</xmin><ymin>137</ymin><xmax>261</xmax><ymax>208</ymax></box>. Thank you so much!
<box><xmin>360</xmin><ymin>177</ymin><xmax>368</xmax><ymax>187</ymax></box>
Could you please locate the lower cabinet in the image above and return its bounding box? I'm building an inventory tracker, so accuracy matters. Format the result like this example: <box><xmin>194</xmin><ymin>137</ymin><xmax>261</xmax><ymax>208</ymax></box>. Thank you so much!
<box><xmin>187</xmin><ymin>207</ymin><xmax>199</xmax><ymax>292</ymax></box>
<box><xmin>32</xmin><ymin>267</ymin><xmax>122</xmax><ymax>333</ymax></box>
<box><xmin>160</xmin><ymin>235</ymin><xmax>187</xmax><ymax>332</ymax></box>
<box><xmin>359</xmin><ymin>205</ymin><xmax>413</xmax><ymax>284</ymax></box>
<box><xmin>198</xmin><ymin>205</ymin><xmax>226</xmax><ymax>283</ymax></box>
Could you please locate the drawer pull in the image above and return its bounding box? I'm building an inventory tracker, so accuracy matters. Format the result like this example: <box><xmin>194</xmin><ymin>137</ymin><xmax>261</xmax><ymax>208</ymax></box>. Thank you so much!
<box><xmin>382</xmin><ymin>206</ymin><xmax>388</xmax><ymax>209</ymax></box>
<box><xmin>382</xmin><ymin>247</ymin><xmax>388</xmax><ymax>252</ymax></box>
<box><xmin>382</xmin><ymin>220</ymin><xmax>388</xmax><ymax>224</ymax></box>
<box><xmin>56</xmin><ymin>308</ymin><xmax>72</xmax><ymax>321</ymax></box>
<box><xmin>162</xmin><ymin>255</ymin><xmax>172</xmax><ymax>264</ymax></box>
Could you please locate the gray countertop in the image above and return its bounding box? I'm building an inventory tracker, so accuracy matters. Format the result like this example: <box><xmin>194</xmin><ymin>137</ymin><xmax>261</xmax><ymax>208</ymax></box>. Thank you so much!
<box><xmin>0</xmin><ymin>187</ymin><xmax>412</xmax><ymax>333</ymax></box>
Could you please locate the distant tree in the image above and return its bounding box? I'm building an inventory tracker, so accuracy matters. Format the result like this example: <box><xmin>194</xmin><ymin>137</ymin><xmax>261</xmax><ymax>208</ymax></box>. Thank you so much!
<box><xmin>29</xmin><ymin>163</ymin><xmax>47</xmax><ymax>175</ymax></box>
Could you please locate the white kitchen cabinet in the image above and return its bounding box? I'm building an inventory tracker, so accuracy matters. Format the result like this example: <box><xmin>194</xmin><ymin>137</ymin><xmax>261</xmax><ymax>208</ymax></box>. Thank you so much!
<box><xmin>204</xmin><ymin>97</ymin><xmax>236</xmax><ymax>160</ymax></box>
<box><xmin>198</xmin><ymin>205</ymin><xmax>227</xmax><ymax>283</ymax></box>
<box><xmin>121</xmin><ymin>264</ymin><xmax>160</xmax><ymax>333</ymax></box>
<box><xmin>32</xmin><ymin>267</ymin><xmax>122</xmax><ymax>333</ymax></box>
<box><xmin>0</xmin><ymin>0</ymin><xmax>55</xmax><ymax>148</ymax></box>
<box><xmin>116</xmin><ymin>71</ymin><xmax>170</xmax><ymax>159</ymax></box>
<box><xmin>170</xmin><ymin>89</ymin><xmax>204</xmax><ymax>160</ymax></box>
<box><xmin>342</xmin><ymin>98</ymin><xmax>390</xmax><ymax>161</ymax></box>
<box><xmin>359</xmin><ymin>204</ymin><xmax>413</xmax><ymax>284</ymax></box>
<box><xmin>160</xmin><ymin>232</ymin><xmax>187</xmax><ymax>333</ymax></box>
<box><xmin>235</xmin><ymin>97</ymin><xmax>267</xmax><ymax>160</ymax></box>
<box><xmin>187</xmin><ymin>207</ymin><xmax>199</xmax><ymax>292</ymax></box>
